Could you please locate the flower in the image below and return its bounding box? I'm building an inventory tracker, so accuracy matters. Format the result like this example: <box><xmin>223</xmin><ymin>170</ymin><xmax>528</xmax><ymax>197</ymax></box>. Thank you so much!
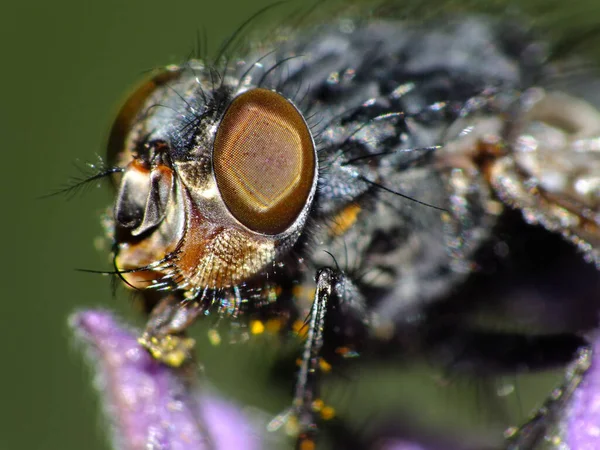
<box><xmin>71</xmin><ymin>309</ymin><xmax>600</xmax><ymax>450</ymax></box>
<box><xmin>565</xmin><ymin>336</ymin><xmax>600</xmax><ymax>449</ymax></box>
<box><xmin>70</xmin><ymin>310</ymin><xmax>264</xmax><ymax>450</ymax></box>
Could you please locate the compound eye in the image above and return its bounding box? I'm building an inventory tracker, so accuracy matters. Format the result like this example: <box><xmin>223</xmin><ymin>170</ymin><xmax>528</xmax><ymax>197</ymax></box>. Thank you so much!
<box><xmin>213</xmin><ymin>88</ymin><xmax>316</xmax><ymax>235</ymax></box>
<box><xmin>107</xmin><ymin>68</ymin><xmax>181</xmax><ymax>172</ymax></box>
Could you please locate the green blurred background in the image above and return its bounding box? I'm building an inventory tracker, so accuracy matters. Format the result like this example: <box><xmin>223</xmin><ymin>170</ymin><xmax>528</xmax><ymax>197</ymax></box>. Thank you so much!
<box><xmin>3</xmin><ymin>1</ymin><xmax>600</xmax><ymax>449</ymax></box>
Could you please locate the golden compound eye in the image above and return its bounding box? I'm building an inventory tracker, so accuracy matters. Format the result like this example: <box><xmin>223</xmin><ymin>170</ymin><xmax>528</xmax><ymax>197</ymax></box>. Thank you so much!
<box><xmin>213</xmin><ymin>88</ymin><xmax>316</xmax><ymax>235</ymax></box>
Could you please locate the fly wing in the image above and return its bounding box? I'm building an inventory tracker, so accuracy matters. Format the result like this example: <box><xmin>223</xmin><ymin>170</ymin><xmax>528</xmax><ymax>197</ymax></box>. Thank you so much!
<box><xmin>490</xmin><ymin>87</ymin><xmax>600</xmax><ymax>266</ymax></box>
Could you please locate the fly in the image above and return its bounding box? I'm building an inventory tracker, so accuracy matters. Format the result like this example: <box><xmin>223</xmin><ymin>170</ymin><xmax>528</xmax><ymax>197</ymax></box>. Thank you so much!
<box><xmin>73</xmin><ymin>6</ymin><xmax>600</xmax><ymax>449</ymax></box>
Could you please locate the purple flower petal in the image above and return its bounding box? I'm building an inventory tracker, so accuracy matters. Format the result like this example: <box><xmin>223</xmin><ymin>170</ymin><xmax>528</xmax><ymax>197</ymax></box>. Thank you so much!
<box><xmin>375</xmin><ymin>434</ymin><xmax>485</xmax><ymax>450</ymax></box>
<box><xmin>70</xmin><ymin>310</ymin><xmax>265</xmax><ymax>450</ymax></box>
<box><xmin>566</xmin><ymin>336</ymin><xmax>600</xmax><ymax>450</ymax></box>
<box><xmin>380</xmin><ymin>440</ymin><xmax>433</xmax><ymax>450</ymax></box>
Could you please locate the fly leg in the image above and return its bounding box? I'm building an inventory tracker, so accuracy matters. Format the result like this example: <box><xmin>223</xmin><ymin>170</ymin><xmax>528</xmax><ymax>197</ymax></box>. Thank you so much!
<box><xmin>134</xmin><ymin>293</ymin><xmax>219</xmax><ymax>450</ymax></box>
<box><xmin>505</xmin><ymin>343</ymin><xmax>592</xmax><ymax>449</ymax></box>
<box><xmin>270</xmin><ymin>267</ymin><xmax>369</xmax><ymax>448</ymax></box>
<box><xmin>293</xmin><ymin>268</ymin><xmax>332</xmax><ymax>447</ymax></box>
<box><xmin>138</xmin><ymin>293</ymin><xmax>206</xmax><ymax>368</ymax></box>
<box><xmin>418</xmin><ymin>325</ymin><xmax>591</xmax><ymax>449</ymax></box>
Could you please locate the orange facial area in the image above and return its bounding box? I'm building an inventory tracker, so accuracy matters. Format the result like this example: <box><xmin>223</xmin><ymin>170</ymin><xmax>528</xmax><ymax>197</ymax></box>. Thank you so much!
<box><xmin>177</xmin><ymin>211</ymin><xmax>271</xmax><ymax>288</ymax></box>
<box><xmin>214</xmin><ymin>88</ymin><xmax>315</xmax><ymax>235</ymax></box>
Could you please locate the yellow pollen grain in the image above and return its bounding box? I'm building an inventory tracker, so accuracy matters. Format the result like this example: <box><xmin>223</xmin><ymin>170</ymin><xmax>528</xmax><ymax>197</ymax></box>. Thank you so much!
<box><xmin>207</xmin><ymin>329</ymin><xmax>221</xmax><ymax>346</ymax></box>
<box><xmin>250</xmin><ymin>320</ymin><xmax>265</xmax><ymax>335</ymax></box>
<box><xmin>311</xmin><ymin>399</ymin><xmax>324</xmax><ymax>411</ymax></box>
<box><xmin>164</xmin><ymin>351</ymin><xmax>186</xmax><ymax>368</ymax></box>
<box><xmin>320</xmin><ymin>406</ymin><xmax>336</xmax><ymax>420</ymax></box>
<box><xmin>147</xmin><ymin>347</ymin><xmax>163</xmax><ymax>360</ymax></box>
<box><xmin>319</xmin><ymin>358</ymin><xmax>332</xmax><ymax>373</ymax></box>
<box><xmin>299</xmin><ymin>439</ymin><xmax>316</xmax><ymax>450</ymax></box>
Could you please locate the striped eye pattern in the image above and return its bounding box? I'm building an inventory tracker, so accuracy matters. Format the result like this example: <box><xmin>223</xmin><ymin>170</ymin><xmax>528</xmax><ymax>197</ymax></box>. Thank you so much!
<box><xmin>213</xmin><ymin>88</ymin><xmax>316</xmax><ymax>235</ymax></box>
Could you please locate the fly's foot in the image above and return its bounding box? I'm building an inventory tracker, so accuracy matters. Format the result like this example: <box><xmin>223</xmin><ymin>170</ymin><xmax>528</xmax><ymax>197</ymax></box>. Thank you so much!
<box><xmin>138</xmin><ymin>333</ymin><xmax>196</xmax><ymax>368</ymax></box>
<box><xmin>268</xmin><ymin>399</ymin><xmax>336</xmax><ymax>448</ymax></box>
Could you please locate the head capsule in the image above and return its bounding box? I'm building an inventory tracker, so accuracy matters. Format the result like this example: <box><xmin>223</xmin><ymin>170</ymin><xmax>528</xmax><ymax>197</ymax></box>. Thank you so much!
<box><xmin>107</xmin><ymin>63</ymin><xmax>317</xmax><ymax>296</ymax></box>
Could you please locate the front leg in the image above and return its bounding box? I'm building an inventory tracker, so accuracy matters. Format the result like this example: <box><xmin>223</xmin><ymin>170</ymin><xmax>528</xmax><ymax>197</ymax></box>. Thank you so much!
<box><xmin>270</xmin><ymin>267</ymin><xmax>369</xmax><ymax>448</ymax></box>
<box><xmin>293</xmin><ymin>268</ymin><xmax>333</xmax><ymax>446</ymax></box>
<box><xmin>138</xmin><ymin>293</ymin><xmax>205</xmax><ymax>368</ymax></box>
